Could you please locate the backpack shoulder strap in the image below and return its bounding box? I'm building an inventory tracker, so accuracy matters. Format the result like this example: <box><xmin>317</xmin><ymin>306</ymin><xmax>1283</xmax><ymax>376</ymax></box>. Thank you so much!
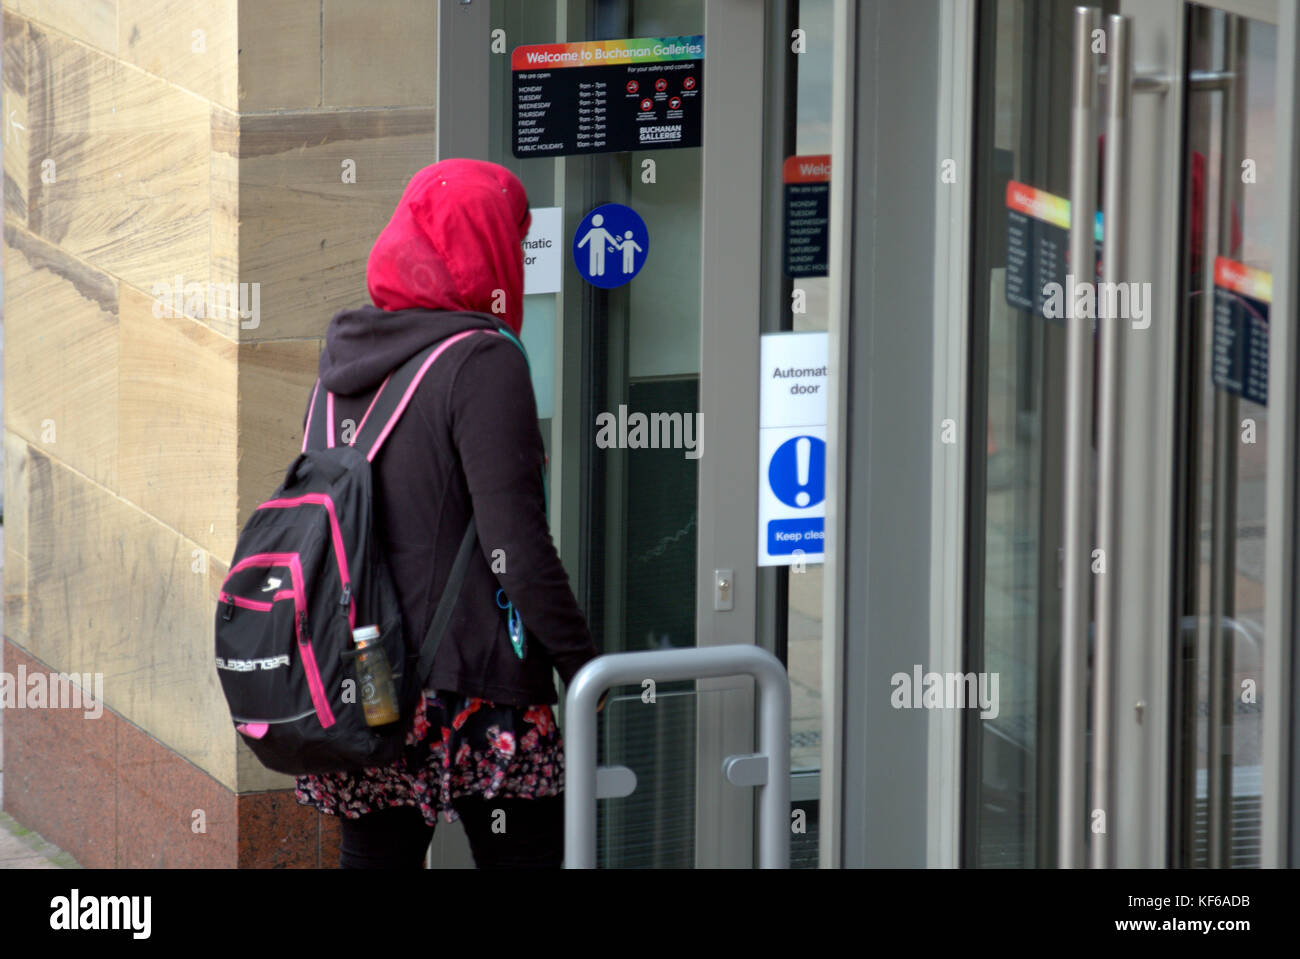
<box><xmin>493</xmin><ymin>324</ymin><xmax>530</xmax><ymax>372</ymax></box>
<box><xmin>301</xmin><ymin>382</ymin><xmax>345</xmax><ymax>451</ymax></box>
<box><xmin>303</xmin><ymin>380</ymin><xmax>328</xmax><ymax>452</ymax></box>
<box><xmin>414</xmin><ymin>518</ymin><xmax>479</xmax><ymax>687</ymax></box>
<box><xmin>350</xmin><ymin>328</ymin><xmax>484</xmax><ymax>462</ymax></box>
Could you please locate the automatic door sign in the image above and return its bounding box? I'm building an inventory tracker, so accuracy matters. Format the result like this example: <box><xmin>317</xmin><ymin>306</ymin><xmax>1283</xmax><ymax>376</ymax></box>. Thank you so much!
<box><xmin>783</xmin><ymin>155</ymin><xmax>831</xmax><ymax>278</ymax></box>
<box><xmin>1003</xmin><ymin>180</ymin><xmax>1102</xmax><ymax>322</ymax></box>
<box><xmin>759</xmin><ymin>332</ymin><xmax>829</xmax><ymax>566</ymax></box>
<box><xmin>1211</xmin><ymin>257</ymin><xmax>1271</xmax><ymax>406</ymax></box>
<box><xmin>512</xmin><ymin>36</ymin><xmax>704</xmax><ymax>157</ymax></box>
<box><xmin>573</xmin><ymin>203</ymin><xmax>648</xmax><ymax>289</ymax></box>
<box><xmin>523</xmin><ymin>207</ymin><xmax>563</xmax><ymax>295</ymax></box>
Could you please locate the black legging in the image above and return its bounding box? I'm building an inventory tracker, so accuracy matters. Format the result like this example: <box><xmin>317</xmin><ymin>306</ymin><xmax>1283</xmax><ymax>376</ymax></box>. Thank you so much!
<box><xmin>338</xmin><ymin>796</ymin><xmax>564</xmax><ymax>869</ymax></box>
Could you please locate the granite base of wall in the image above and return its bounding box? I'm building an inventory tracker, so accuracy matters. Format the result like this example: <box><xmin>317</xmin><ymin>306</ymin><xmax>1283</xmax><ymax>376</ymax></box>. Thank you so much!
<box><xmin>1</xmin><ymin>640</ymin><xmax>341</xmax><ymax>868</ymax></box>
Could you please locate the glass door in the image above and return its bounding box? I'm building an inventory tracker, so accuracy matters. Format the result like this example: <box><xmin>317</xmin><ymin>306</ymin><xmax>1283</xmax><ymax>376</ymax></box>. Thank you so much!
<box><xmin>438</xmin><ymin>0</ymin><xmax>767</xmax><ymax>867</ymax></box>
<box><xmin>491</xmin><ymin>0</ymin><xmax>704</xmax><ymax>870</ymax></box>
<box><xmin>966</xmin><ymin>0</ymin><xmax>1116</xmax><ymax>868</ymax></box>
<box><xmin>762</xmin><ymin>0</ymin><xmax>836</xmax><ymax>869</ymax></box>
<box><xmin>966</xmin><ymin>0</ymin><xmax>1297</xmax><ymax>867</ymax></box>
<box><xmin>1166</xmin><ymin>0</ymin><xmax>1278</xmax><ymax>870</ymax></box>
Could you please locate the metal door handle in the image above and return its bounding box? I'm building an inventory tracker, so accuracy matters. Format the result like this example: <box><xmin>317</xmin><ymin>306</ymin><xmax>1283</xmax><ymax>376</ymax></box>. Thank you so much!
<box><xmin>1059</xmin><ymin>3</ymin><xmax>1101</xmax><ymax>871</ymax></box>
<box><xmin>1090</xmin><ymin>11</ymin><xmax>1133</xmax><ymax>871</ymax></box>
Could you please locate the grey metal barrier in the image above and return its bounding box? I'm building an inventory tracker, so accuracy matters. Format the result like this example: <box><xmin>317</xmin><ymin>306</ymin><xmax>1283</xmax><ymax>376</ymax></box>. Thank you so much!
<box><xmin>563</xmin><ymin>644</ymin><xmax>791</xmax><ymax>868</ymax></box>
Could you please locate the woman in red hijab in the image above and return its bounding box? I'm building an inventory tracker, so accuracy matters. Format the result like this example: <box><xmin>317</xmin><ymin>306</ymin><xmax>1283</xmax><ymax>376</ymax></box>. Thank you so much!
<box><xmin>294</xmin><ymin>159</ymin><xmax>598</xmax><ymax>869</ymax></box>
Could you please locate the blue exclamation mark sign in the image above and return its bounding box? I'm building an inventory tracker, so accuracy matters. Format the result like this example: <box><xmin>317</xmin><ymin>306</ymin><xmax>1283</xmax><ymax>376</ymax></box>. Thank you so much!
<box><xmin>795</xmin><ymin>438</ymin><xmax>811</xmax><ymax>506</ymax></box>
<box><xmin>769</xmin><ymin>435</ymin><xmax>826</xmax><ymax>509</ymax></box>
<box><xmin>767</xmin><ymin>434</ymin><xmax>826</xmax><ymax>556</ymax></box>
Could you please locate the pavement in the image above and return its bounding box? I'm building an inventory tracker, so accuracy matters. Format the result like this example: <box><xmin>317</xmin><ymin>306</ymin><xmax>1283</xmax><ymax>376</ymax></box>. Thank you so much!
<box><xmin>0</xmin><ymin>810</ymin><xmax>79</xmax><ymax>869</ymax></box>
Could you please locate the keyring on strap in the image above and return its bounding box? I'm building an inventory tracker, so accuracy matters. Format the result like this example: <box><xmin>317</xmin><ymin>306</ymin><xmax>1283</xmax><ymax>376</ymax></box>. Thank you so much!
<box><xmin>495</xmin><ymin>588</ymin><xmax>526</xmax><ymax>660</ymax></box>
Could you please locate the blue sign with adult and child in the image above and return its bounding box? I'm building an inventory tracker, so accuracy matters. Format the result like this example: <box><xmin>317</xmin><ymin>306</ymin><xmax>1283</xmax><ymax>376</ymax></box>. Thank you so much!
<box><xmin>572</xmin><ymin>203</ymin><xmax>649</xmax><ymax>288</ymax></box>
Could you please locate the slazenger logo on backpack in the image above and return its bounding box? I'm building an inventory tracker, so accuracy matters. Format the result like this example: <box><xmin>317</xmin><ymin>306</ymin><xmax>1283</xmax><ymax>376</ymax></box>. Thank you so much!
<box><xmin>215</xmin><ymin>654</ymin><xmax>291</xmax><ymax>672</ymax></box>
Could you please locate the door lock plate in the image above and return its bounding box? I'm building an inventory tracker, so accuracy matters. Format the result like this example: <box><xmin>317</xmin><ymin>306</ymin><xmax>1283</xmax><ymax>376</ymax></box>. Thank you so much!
<box><xmin>714</xmin><ymin>568</ymin><xmax>734</xmax><ymax>611</ymax></box>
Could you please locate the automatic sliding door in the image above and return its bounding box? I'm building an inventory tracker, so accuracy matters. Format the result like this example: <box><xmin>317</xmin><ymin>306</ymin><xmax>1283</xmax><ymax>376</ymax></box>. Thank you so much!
<box><xmin>968</xmin><ymin>0</ymin><xmax>1291</xmax><ymax>870</ymax></box>
<box><xmin>966</xmin><ymin>0</ymin><xmax>1115</xmax><ymax>868</ymax></box>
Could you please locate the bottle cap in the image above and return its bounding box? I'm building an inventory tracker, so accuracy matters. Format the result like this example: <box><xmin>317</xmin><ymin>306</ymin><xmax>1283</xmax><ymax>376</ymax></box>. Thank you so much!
<box><xmin>352</xmin><ymin>625</ymin><xmax>380</xmax><ymax>647</ymax></box>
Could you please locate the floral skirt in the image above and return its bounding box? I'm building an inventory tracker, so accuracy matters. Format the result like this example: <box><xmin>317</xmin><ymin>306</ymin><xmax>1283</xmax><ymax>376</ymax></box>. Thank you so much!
<box><xmin>294</xmin><ymin>689</ymin><xmax>564</xmax><ymax>826</ymax></box>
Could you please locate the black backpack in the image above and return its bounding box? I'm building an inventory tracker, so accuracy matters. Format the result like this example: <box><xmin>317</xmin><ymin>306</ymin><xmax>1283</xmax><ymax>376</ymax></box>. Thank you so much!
<box><xmin>214</xmin><ymin>326</ymin><xmax>502</xmax><ymax>776</ymax></box>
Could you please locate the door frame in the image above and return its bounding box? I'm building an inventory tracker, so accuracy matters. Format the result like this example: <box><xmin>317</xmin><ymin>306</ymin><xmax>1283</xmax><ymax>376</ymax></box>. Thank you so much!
<box><xmin>1105</xmin><ymin>0</ymin><xmax>1189</xmax><ymax>870</ymax></box>
<box><xmin>694</xmin><ymin>0</ymin><xmax>767</xmax><ymax>868</ymax></box>
<box><xmin>1261</xmin><ymin>0</ymin><xmax>1300</xmax><ymax>869</ymax></box>
<box><xmin>822</xmin><ymin>0</ymin><xmax>965</xmax><ymax>867</ymax></box>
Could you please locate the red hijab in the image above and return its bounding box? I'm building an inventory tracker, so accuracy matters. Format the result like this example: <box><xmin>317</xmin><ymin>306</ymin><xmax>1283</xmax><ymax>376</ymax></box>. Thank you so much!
<box><xmin>366</xmin><ymin>159</ymin><xmax>532</xmax><ymax>334</ymax></box>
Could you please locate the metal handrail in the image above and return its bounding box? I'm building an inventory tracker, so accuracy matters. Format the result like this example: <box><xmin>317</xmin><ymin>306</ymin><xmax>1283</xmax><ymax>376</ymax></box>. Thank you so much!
<box><xmin>563</xmin><ymin>644</ymin><xmax>791</xmax><ymax>868</ymax></box>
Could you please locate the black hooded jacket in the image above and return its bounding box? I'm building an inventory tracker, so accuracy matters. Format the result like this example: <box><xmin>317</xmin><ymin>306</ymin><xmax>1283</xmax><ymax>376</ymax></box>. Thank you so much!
<box><xmin>307</xmin><ymin>305</ymin><xmax>597</xmax><ymax>706</ymax></box>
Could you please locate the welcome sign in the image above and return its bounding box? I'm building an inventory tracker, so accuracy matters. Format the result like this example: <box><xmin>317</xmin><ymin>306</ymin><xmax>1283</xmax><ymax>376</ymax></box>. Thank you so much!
<box><xmin>1212</xmin><ymin>257</ymin><xmax>1271</xmax><ymax>406</ymax></box>
<box><xmin>512</xmin><ymin>36</ymin><xmax>704</xmax><ymax>157</ymax></box>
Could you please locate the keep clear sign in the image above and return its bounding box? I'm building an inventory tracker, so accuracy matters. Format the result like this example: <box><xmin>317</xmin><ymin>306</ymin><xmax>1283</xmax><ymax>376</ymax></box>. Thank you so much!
<box><xmin>759</xmin><ymin>332</ymin><xmax>828</xmax><ymax>567</ymax></box>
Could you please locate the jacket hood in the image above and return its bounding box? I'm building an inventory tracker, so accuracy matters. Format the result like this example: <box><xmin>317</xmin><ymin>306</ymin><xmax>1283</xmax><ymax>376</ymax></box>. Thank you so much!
<box><xmin>318</xmin><ymin>306</ymin><xmax>502</xmax><ymax>395</ymax></box>
<box><xmin>365</xmin><ymin>158</ymin><xmax>532</xmax><ymax>334</ymax></box>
